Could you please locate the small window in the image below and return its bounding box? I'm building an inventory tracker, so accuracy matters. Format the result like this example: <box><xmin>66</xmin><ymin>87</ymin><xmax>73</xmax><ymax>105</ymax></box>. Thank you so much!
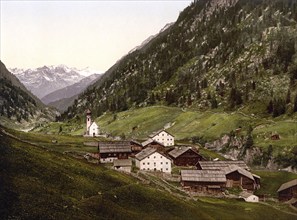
<box><xmin>147</xmin><ymin>162</ymin><xmax>150</xmax><ymax>165</ymax></box>
<box><xmin>161</xmin><ymin>168</ymin><xmax>163</xmax><ymax>171</ymax></box>
<box><xmin>154</xmin><ymin>162</ymin><xmax>156</xmax><ymax>166</ymax></box>
<box><xmin>166</xmin><ymin>162</ymin><xmax>168</xmax><ymax>164</ymax></box>
<box><xmin>148</xmin><ymin>156</ymin><xmax>150</xmax><ymax>159</ymax></box>
<box><xmin>166</xmin><ymin>168</ymin><xmax>168</xmax><ymax>171</ymax></box>
<box><xmin>160</xmin><ymin>156</ymin><xmax>162</xmax><ymax>158</ymax></box>
<box><xmin>160</xmin><ymin>162</ymin><xmax>163</xmax><ymax>165</ymax></box>
<box><xmin>143</xmin><ymin>162</ymin><xmax>145</xmax><ymax>165</ymax></box>
<box><xmin>154</xmin><ymin>156</ymin><xmax>156</xmax><ymax>159</ymax></box>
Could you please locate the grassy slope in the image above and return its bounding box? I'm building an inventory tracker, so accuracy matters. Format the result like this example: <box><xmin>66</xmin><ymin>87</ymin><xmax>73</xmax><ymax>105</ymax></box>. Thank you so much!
<box><xmin>253</xmin><ymin>170</ymin><xmax>297</xmax><ymax>197</ymax></box>
<box><xmin>1</xmin><ymin>127</ymin><xmax>296</xmax><ymax>219</ymax></box>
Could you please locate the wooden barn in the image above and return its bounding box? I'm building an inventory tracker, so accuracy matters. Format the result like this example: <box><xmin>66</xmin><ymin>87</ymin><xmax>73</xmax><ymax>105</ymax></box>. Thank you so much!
<box><xmin>113</xmin><ymin>159</ymin><xmax>132</xmax><ymax>173</ymax></box>
<box><xmin>277</xmin><ymin>179</ymin><xmax>297</xmax><ymax>201</ymax></box>
<box><xmin>168</xmin><ymin>147</ymin><xmax>204</xmax><ymax>166</ymax></box>
<box><xmin>196</xmin><ymin>161</ymin><xmax>249</xmax><ymax>171</ymax></box>
<box><xmin>142</xmin><ymin>139</ymin><xmax>165</xmax><ymax>152</ymax></box>
<box><xmin>130</xmin><ymin>140</ymin><xmax>143</xmax><ymax>156</ymax></box>
<box><xmin>98</xmin><ymin>141</ymin><xmax>132</xmax><ymax>163</ymax></box>
<box><xmin>224</xmin><ymin>165</ymin><xmax>259</xmax><ymax>190</ymax></box>
<box><xmin>180</xmin><ymin>170</ymin><xmax>226</xmax><ymax>193</ymax></box>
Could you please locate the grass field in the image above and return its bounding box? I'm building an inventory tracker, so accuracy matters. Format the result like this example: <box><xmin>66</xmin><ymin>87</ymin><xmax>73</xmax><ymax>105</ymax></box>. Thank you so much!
<box><xmin>1</xmin><ymin>126</ymin><xmax>296</xmax><ymax>219</ymax></box>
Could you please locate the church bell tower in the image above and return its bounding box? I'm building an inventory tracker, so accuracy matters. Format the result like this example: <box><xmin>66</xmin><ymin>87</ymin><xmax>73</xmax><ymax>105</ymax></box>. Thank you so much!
<box><xmin>86</xmin><ymin>109</ymin><xmax>92</xmax><ymax>133</ymax></box>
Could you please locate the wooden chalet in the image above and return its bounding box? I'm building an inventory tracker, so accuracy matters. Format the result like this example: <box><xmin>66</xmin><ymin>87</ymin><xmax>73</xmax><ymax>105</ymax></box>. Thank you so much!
<box><xmin>277</xmin><ymin>179</ymin><xmax>297</xmax><ymax>201</ymax></box>
<box><xmin>180</xmin><ymin>170</ymin><xmax>226</xmax><ymax>193</ymax></box>
<box><xmin>98</xmin><ymin>141</ymin><xmax>132</xmax><ymax>163</ymax></box>
<box><xmin>130</xmin><ymin>140</ymin><xmax>143</xmax><ymax>156</ymax></box>
<box><xmin>113</xmin><ymin>159</ymin><xmax>132</xmax><ymax>173</ymax></box>
<box><xmin>142</xmin><ymin>139</ymin><xmax>165</xmax><ymax>152</ymax></box>
<box><xmin>224</xmin><ymin>165</ymin><xmax>259</xmax><ymax>190</ymax></box>
<box><xmin>196</xmin><ymin>160</ymin><xmax>249</xmax><ymax>171</ymax></box>
<box><xmin>168</xmin><ymin>147</ymin><xmax>204</xmax><ymax>166</ymax></box>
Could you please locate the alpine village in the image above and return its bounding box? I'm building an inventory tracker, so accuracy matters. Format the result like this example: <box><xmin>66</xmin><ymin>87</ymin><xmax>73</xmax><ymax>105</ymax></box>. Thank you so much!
<box><xmin>1</xmin><ymin>0</ymin><xmax>297</xmax><ymax>219</ymax></box>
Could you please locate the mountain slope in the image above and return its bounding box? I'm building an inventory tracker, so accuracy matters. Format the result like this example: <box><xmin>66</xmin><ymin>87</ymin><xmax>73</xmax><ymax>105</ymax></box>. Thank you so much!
<box><xmin>1</xmin><ymin>126</ymin><xmax>295</xmax><ymax>219</ymax></box>
<box><xmin>41</xmin><ymin>74</ymin><xmax>101</xmax><ymax>105</ymax></box>
<box><xmin>10</xmin><ymin>65</ymin><xmax>100</xmax><ymax>99</ymax></box>
<box><xmin>61</xmin><ymin>0</ymin><xmax>297</xmax><ymax>120</ymax></box>
<box><xmin>0</xmin><ymin>61</ymin><xmax>57</xmax><ymax>127</ymax></box>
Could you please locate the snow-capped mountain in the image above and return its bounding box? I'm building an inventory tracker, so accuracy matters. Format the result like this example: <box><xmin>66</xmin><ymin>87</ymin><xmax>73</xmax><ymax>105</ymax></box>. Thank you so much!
<box><xmin>9</xmin><ymin>65</ymin><xmax>101</xmax><ymax>99</ymax></box>
<box><xmin>42</xmin><ymin>73</ymin><xmax>101</xmax><ymax>105</ymax></box>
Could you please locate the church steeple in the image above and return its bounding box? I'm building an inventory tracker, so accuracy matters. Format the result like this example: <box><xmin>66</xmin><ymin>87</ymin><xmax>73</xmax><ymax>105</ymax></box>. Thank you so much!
<box><xmin>86</xmin><ymin>109</ymin><xmax>92</xmax><ymax>132</ymax></box>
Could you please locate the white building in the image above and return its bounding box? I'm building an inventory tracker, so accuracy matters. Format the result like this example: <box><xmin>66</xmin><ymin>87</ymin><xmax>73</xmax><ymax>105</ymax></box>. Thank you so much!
<box><xmin>149</xmin><ymin>129</ymin><xmax>174</xmax><ymax>147</ymax></box>
<box><xmin>113</xmin><ymin>159</ymin><xmax>132</xmax><ymax>173</ymax></box>
<box><xmin>240</xmin><ymin>192</ymin><xmax>259</xmax><ymax>203</ymax></box>
<box><xmin>85</xmin><ymin>109</ymin><xmax>99</xmax><ymax>137</ymax></box>
<box><xmin>135</xmin><ymin>147</ymin><xmax>172</xmax><ymax>173</ymax></box>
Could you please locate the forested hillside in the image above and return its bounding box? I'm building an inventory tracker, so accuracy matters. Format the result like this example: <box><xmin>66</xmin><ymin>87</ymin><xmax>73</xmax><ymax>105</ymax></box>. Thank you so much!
<box><xmin>61</xmin><ymin>0</ymin><xmax>297</xmax><ymax>120</ymax></box>
<box><xmin>0</xmin><ymin>61</ymin><xmax>57</xmax><ymax>126</ymax></box>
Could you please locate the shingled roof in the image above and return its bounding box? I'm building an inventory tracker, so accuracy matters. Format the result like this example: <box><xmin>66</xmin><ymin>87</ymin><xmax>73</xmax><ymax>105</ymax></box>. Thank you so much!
<box><xmin>197</xmin><ymin>161</ymin><xmax>249</xmax><ymax>170</ymax></box>
<box><xmin>148</xmin><ymin>129</ymin><xmax>175</xmax><ymax>138</ymax></box>
<box><xmin>142</xmin><ymin>139</ymin><xmax>165</xmax><ymax>147</ymax></box>
<box><xmin>181</xmin><ymin>170</ymin><xmax>226</xmax><ymax>183</ymax></box>
<box><xmin>224</xmin><ymin>165</ymin><xmax>254</xmax><ymax>180</ymax></box>
<box><xmin>135</xmin><ymin>147</ymin><xmax>157</xmax><ymax>161</ymax></box>
<box><xmin>113</xmin><ymin>159</ymin><xmax>132</xmax><ymax>167</ymax></box>
<box><xmin>168</xmin><ymin>147</ymin><xmax>198</xmax><ymax>158</ymax></box>
<box><xmin>98</xmin><ymin>141</ymin><xmax>132</xmax><ymax>153</ymax></box>
<box><xmin>277</xmin><ymin>179</ymin><xmax>297</xmax><ymax>192</ymax></box>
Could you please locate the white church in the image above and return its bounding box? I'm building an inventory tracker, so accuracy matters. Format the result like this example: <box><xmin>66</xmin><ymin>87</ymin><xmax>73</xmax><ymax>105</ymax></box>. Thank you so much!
<box><xmin>85</xmin><ymin>109</ymin><xmax>99</xmax><ymax>137</ymax></box>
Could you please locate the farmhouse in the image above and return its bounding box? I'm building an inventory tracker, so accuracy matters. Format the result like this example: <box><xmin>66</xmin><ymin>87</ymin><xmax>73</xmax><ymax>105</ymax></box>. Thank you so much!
<box><xmin>113</xmin><ymin>159</ymin><xmax>132</xmax><ymax>173</ymax></box>
<box><xmin>196</xmin><ymin>161</ymin><xmax>249</xmax><ymax>171</ymax></box>
<box><xmin>148</xmin><ymin>129</ymin><xmax>174</xmax><ymax>147</ymax></box>
<box><xmin>142</xmin><ymin>139</ymin><xmax>166</xmax><ymax>152</ymax></box>
<box><xmin>224</xmin><ymin>165</ymin><xmax>259</xmax><ymax>190</ymax></box>
<box><xmin>135</xmin><ymin>147</ymin><xmax>172</xmax><ymax>173</ymax></box>
<box><xmin>98</xmin><ymin>141</ymin><xmax>132</xmax><ymax>163</ymax></box>
<box><xmin>85</xmin><ymin>109</ymin><xmax>99</xmax><ymax>137</ymax></box>
<box><xmin>168</xmin><ymin>147</ymin><xmax>204</xmax><ymax>166</ymax></box>
<box><xmin>180</xmin><ymin>170</ymin><xmax>226</xmax><ymax>193</ymax></box>
<box><xmin>277</xmin><ymin>179</ymin><xmax>297</xmax><ymax>201</ymax></box>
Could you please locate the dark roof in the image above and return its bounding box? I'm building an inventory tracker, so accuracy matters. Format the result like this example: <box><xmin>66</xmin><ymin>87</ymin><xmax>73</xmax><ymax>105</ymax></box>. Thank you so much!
<box><xmin>135</xmin><ymin>147</ymin><xmax>157</xmax><ymax>161</ymax></box>
<box><xmin>99</xmin><ymin>142</ymin><xmax>131</xmax><ymax>153</ymax></box>
<box><xmin>197</xmin><ymin>161</ymin><xmax>249</xmax><ymax>170</ymax></box>
<box><xmin>168</xmin><ymin>147</ymin><xmax>199</xmax><ymax>158</ymax></box>
<box><xmin>142</xmin><ymin>139</ymin><xmax>165</xmax><ymax>147</ymax></box>
<box><xmin>130</xmin><ymin>140</ymin><xmax>143</xmax><ymax>146</ymax></box>
<box><xmin>113</xmin><ymin>159</ymin><xmax>132</xmax><ymax>167</ymax></box>
<box><xmin>224</xmin><ymin>165</ymin><xmax>254</xmax><ymax>180</ymax></box>
<box><xmin>181</xmin><ymin>170</ymin><xmax>226</xmax><ymax>182</ymax></box>
<box><xmin>277</xmin><ymin>179</ymin><xmax>297</xmax><ymax>192</ymax></box>
<box><xmin>148</xmin><ymin>129</ymin><xmax>175</xmax><ymax>138</ymax></box>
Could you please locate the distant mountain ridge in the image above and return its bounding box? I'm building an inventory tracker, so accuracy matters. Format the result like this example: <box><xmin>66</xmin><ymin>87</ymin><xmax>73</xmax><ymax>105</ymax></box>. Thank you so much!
<box><xmin>42</xmin><ymin>74</ymin><xmax>102</xmax><ymax>112</ymax></box>
<box><xmin>60</xmin><ymin>0</ymin><xmax>297</xmax><ymax>120</ymax></box>
<box><xmin>9</xmin><ymin>65</ymin><xmax>101</xmax><ymax>99</ymax></box>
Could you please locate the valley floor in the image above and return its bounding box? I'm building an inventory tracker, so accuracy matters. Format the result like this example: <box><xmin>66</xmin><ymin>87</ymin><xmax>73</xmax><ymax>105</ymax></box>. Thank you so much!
<box><xmin>1</xmin><ymin>126</ymin><xmax>297</xmax><ymax>219</ymax></box>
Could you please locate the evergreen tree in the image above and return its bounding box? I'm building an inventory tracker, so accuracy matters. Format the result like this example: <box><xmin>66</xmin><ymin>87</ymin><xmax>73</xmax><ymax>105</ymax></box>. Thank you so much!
<box><xmin>286</xmin><ymin>89</ymin><xmax>291</xmax><ymax>104</ymax></box>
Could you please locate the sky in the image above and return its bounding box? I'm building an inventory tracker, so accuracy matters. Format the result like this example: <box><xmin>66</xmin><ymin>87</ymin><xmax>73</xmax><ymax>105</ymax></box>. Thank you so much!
<box><xmin>0</xmin><ymin>0</ymin><xmax>192</xmax><ymax>73</ymax></box>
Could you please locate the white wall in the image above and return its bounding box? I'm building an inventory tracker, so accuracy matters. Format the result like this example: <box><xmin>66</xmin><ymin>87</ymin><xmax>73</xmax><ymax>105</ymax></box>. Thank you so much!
<box><xmin>137</xmin><ymin>152</ymin><xmax>171</xmax><ymax>173</ymax></box>
<box><xmin>152</xmin><ymin>131</ymin><xmax>174</xmax><ymax>146</ymax></box>
<box><xmin>89</xmin><ymin>122</ymin><xmax>99</xmax><ymax>136</ymax></box>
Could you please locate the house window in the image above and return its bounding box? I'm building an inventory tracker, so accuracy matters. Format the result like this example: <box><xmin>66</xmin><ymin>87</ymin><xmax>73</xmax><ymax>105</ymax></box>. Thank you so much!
<box><xmin>160</xmin><ymin>156</ymin><xmax>162</xmax><ymax>158</ymax></box>
<box><xmin>147</xmin><ymin>162</ymin><xmax>150</xmax><ymax>165</ymax></box>
<box><xmin>161</xmin><ymin>168</ymin><xmax>163</xmax><ymax>171</ymax></box>
<box><xmin>154</xmin><ymin>156</ymin><xmax>156</xmax><ymax>159</ymax></box>
<box><xmin>148</xmin><ymin>156</ymin><xmax>150</xmax><ymax>159</ymax></box>
<box><xmin>166</xmin><ymin>168</ymin><xmax>168</xmax><ymax>171</ymax></box>
<box><xmin>154</xmin><ymin>162</ymin><xmax>156</xmax><ymax>166</ymax></box>
<box><xmin>143</xmin><ymin>162</ymin><xmax>145</xmax><ymax>165</ymax></box>
<box><xmin>160</xmin><ymin>162</ymin><xmax>163</xmax><ymax>165</ymax></box>
<box><xmin>162</xmin><ymin>134</ymin><xmax>164</xmax><ymax>136</ymax></box>
<box><xmin>166</xmin><ymin>162</ymin><xmax>168</xmax><ymax>164</ymax></box>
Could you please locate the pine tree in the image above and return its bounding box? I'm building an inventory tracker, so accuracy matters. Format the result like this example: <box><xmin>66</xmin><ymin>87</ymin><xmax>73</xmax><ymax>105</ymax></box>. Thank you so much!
<box><xmin>286</xmin><ymin>89</ymin><xmax>291</xmax><ymax>104</ymax></box>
